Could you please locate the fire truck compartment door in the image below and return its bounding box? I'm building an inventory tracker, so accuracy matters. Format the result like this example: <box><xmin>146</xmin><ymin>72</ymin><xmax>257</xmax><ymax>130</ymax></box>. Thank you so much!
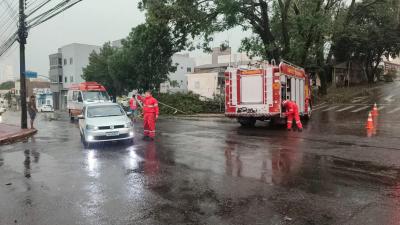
<box><xmin>241</xmin><ymin>75</ymin><xmax>263</xmax><ymax>104</ymax></box>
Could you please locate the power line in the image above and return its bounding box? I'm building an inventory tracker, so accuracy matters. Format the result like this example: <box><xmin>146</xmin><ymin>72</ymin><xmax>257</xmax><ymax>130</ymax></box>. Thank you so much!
<box><xmin>0</xmin><ymin>32</ymin><xmax>18</xmax><ymax>57</ymax></box>
<box><xmin>0</xmin><ymin>0</ymin><xmax>18</xmax><ymax>28</ymax></box>
<box><xmin>26</xmin><ymin>0</ymin><xmax>51</xmax><ymax>17</ymax></box>
<box><xmin>0</xmin><ymin>0</ymin><xmax>84</xmax><ymax>59</ymax></box>
<box><xmin>27</xmin><ymin>0</ymin><xmax>71</xmax><ymax>26</ymax></box>
<box><xmin>1</xmin><ymin>0</ymin><xmax>17</xmax><ymax>18</ymax></box>
<box><xmin>0</xmin><ymin>14</ymin><xmax>18</xmax><ymax>41</ymax></box>
<box><xmin>0</xmin><ymin>0</ymin><xmax>18</xmax><ymax>44</ymax></box>
<box><xmin>29</xmin><ymin>0</ymin><xmax>84</xmax><ymax>29</ymax></box>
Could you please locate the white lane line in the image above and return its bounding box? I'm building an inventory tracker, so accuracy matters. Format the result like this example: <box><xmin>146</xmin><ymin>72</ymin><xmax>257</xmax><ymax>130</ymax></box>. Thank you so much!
<box><xmin>322</xmin><ymin>106</ymin><xmax>340</xmax><ymax>112</ymax></box>
<box><xmin>378</xmin><ymin>106</ymin><xmax>385</xmax><ymax>110</ymax></box>
<box><xmin>384</xmin><ymin>95</ymin><xmax>395</xmax><ymax>103</ymax></box>
<box><xmin>388</xmin><ymin>107</ymin><xmax>400</xmax><ymax>114</ymax></box>
<box><xmin>352</xmin><ymin>98</ymin><xmax>367</xmax><ymax>103</ymax></box>
<box><xmin>313</xmin><ymin>105</ymin><xmax>330</xmax><ymax>111</ymax></box>
<box><xmin>351</xmin><ymin>105</ymin><xmax>370</xmax><ymax>113</ymax></box>
<box><xmin>313</xmin><ymin>102</ymin><xmax>327</xmax><ymax>108</ymax></box>
<box><xmin>353</xmin><ymin>96</ymin><xmax>367</xmax><ymax>100</ymax></box>
<box><xmin>337</xmin><ymin>106</ymin><xmax>355</xmax><ymax>112</ymax></box>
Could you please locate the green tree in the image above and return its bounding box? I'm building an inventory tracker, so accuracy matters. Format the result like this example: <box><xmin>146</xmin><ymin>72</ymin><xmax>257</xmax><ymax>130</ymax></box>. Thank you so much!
<box><xmin>333</xmin><ymin>0</ymin><xmax>400</xmax><ymax>83</ymax></box>
<box><xmin>82</xmin><ymin>42</ymin><xmax>120</xmax><ymax>96</ymax></box>
<box><xmin>83</xmin><ymin>23</ymin><xmax>176</xmax><ymax>95</ymax></box>
<box><xmin>0</xmin><ymin>81</ymin><xmax>15</xmax><ymax>90</ymax></box>
<box><xmin>121</xmin><ymin>23</ymin><xmax>177</xmax><ymax>91</ymax></box>
<box><xmin>140</xmin><ymin>0</ymin><xmax>345</xmax><ymax>94</ymax></box>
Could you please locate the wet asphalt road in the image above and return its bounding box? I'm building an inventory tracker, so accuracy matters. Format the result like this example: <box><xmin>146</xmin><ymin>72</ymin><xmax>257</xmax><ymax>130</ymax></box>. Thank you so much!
<box><xmin>1</xmin><ymin>81</ymin><xmax>400</xmax><ymax>225</ymax></box>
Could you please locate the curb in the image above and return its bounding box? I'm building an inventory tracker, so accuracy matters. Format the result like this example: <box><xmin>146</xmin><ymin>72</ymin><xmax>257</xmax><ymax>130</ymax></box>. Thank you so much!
<box><xmin>0</xmin><ymin>128</ymin><xmax>37</xmax><ymax>145</ymax></box>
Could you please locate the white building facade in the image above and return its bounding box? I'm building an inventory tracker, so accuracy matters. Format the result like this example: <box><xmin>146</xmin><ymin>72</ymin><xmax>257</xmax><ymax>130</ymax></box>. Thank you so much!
<box><xmin>160</xmin><ymin>54</ymin><xmax>195</xmax><ymax>93</ymax></box>
<box><xmin>49</xmin><ymin>43</ymin><xmax>100</xmax><ymax>110</ymax></box>
<box><xmin>187</xmin><ymin>72</ymin><xmax>221</xmax><ymax>99</ymax></box>
<box><xmin>187</xmin><ymin>48</ymin><xmax>258</xmax><ymax>99</ymax></box>
<box><xmin>60</xmin><ymin>44</ymin><xmax>101</xmax><ymax>89</ymax></box>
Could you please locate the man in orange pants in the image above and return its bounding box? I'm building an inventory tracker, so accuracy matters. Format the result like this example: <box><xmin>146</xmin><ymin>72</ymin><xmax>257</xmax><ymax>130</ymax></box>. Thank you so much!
<box><xmin>282</xmin><ymin>100</ymin><xmax>303</xmax><ymax>132</ymax></box>
<box><xmin>138</xmin><ymin>90</ymin><xmax>159</xmax><ymax>140</ymax></box>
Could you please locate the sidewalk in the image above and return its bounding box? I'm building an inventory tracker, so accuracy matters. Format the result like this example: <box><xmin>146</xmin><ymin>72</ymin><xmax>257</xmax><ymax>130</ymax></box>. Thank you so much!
<box><xmin>0</xmin><ymin>123</ymin><xmax>37</xmax><ymax>145</ymax></box>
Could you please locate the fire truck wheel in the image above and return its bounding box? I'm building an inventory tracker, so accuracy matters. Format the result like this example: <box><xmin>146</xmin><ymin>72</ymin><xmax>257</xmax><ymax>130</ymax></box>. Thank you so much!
<box><xmin>238</xmin><ymin>118</ymin><xmax>256</xmax><ymax>127</ymax></box>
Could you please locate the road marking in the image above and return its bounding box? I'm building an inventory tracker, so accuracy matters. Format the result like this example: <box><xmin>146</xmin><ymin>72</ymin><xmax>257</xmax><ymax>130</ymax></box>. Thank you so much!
<box><xmin>351</xmin><ymin>105</ymin><xmax>370</xmax><ymax>113</ymax></box>
<box><xmin>313</xmin><ymin>105</ymin><xmax>329</xmax><ymax>111</ymax></box>
<box><xmin>388</xmin><ymin>107</ymin><xmax>400</xmax><ymax>114</ymax></box>
<box><xmin>378</xmin><ymin>106</ymin><xmax>385</xmax><ymax>110</ymax></box>
<box><xmin>313</xmin><ymin>102</ymin><xmax>327</xmax><ymax>108</ymax></box>
<box><xmin>322</xmin><ymin>106</ymin><xmax>340</xmax><ymax>112</ymax></box>
<box><xmin>337</xmin><ymin>106</ymin><xmax>355</xmax><ymax>112</ymax></box>
<box><xmin>384</xmin><ymin>95</ymin><xmax>395</xmax><ymax>103</ymax></box>
<box><xmin>351</xmin><ymin>97</ymin><xmax>368</xmax><ymax>103</ymax></box>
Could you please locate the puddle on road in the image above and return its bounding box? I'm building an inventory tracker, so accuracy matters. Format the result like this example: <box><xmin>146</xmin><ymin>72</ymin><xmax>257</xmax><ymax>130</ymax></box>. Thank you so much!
<box><xmin>0</xmin><ymin>149</ymin><xmax>57</xmax><ymax>179</ymax></box>
<box><xmin>220</xmin><ymin>139</ymin><xmax>400</xmax><ymax>191</ymax></box>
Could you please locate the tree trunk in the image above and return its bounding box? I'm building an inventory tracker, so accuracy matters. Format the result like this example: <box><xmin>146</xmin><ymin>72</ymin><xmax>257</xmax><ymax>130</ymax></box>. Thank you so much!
<box><xmin>278</xmin><ymin>0</ymin><xmax>292</xmax><ymax>58</ymax></box>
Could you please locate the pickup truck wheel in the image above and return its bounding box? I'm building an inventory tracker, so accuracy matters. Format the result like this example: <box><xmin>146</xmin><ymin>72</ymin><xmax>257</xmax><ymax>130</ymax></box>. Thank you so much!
<box><xmin>238</xmin><ymin>118</ymin><xmax>256</xmax><ymax>127</ymax></box>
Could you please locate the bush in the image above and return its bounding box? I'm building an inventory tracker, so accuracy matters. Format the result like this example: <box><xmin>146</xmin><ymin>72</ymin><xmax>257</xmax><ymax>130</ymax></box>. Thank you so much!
<box><xmin>153</xmin><ymin>92</ymin><xmax>224</xmax><ymax>115</ymax></box>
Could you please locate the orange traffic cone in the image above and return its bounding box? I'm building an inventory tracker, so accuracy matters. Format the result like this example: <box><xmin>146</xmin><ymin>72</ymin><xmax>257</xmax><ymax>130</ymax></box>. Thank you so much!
<box><xmin>372</xmin><ymin>103</ymin><xmax>379</xmax><ymax>117</ymax></box>
<box><xmin>366</xmin><ymin>112</ymin><xmax>374</xmax><ymax>130</ymax></box>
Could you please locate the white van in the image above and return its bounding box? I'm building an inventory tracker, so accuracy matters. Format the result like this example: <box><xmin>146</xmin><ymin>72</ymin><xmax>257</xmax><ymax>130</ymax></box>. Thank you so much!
<box><xmin>67</xmin><ymin>82</ymin><xmax>111</xmax><ymax>120</ymax></box>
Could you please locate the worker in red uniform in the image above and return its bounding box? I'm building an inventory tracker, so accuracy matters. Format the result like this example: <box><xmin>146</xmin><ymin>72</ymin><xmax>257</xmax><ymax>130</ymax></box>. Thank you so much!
<box><xmin>282</xmin><ymin>100</ymin><xmax>303</xmax><ymax>132</ymax></box>
<box><xmin>137</xmin><ymin>90</ymin><xmax>159</xmax><ymax>140</ymax></box>
<box><xmin>129</xmin><ymin>94</ymin><xmax>138</xmax><ymax>122</ymax></box>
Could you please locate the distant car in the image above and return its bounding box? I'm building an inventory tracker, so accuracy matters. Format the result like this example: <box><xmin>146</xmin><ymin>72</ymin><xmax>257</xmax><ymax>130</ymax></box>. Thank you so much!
<box><xmin>78</xmin><ymin>103</ymin><xmax>134</xmax><ymax>147</ymax></box>
<box><xmin>40</xmin><ymin>105</ymin><xmax>54</xmax><ymax>112</ymax></box>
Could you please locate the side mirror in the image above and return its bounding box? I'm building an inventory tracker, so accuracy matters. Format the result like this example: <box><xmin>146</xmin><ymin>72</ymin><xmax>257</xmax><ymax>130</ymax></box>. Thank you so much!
<box><xmin>126</xmin><ymin>111</ymin><xmax>132</xmax><ymax>116</ymax></box>
<box><xmin>77</xmin><ymin>114</ymin><xmax>84</xmax><ymax>119</ymax></box>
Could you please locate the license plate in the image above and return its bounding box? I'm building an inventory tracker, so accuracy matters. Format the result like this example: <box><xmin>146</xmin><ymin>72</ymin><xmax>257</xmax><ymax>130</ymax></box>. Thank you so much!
<box><xmin>106</xmin><ymin>131</ymin><xmax>119</xmax><ymax>137</ymax></box>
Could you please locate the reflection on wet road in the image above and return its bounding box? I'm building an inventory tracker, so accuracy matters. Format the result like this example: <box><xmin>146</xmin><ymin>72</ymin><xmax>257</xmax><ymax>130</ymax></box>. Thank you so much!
<box><xmin>1</xmin><ymin>81</ymin><xmax>400</xmax><ymax>225</ymax></box>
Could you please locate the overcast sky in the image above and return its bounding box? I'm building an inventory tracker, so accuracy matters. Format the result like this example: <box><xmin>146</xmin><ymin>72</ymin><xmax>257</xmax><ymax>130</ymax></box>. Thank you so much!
<box><xmin>0</xmin><ymin>0</ymin><xmax>246</xmax><ymax>81</ymax></box>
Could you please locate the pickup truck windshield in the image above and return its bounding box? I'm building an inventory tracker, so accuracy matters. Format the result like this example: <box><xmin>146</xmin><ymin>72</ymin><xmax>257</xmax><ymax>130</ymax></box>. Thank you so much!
<box><xmin>83</xmin><ymin>91</ymin><xmax>109</xmax><ymax>102</ymax></box>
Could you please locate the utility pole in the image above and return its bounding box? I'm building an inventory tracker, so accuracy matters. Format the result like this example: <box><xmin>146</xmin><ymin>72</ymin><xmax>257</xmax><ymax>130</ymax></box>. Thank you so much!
<box><xmin>18</xmin><ymin>0</ymin><xmax>28</xmax><ymax>129</ymax></box>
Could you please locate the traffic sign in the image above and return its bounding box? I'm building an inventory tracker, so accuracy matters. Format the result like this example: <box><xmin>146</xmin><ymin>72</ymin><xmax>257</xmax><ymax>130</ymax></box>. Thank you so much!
<box><xmin>25</xmin><ymin>71</ymin><xmax>37</xmax><ymax>78</ymax></box>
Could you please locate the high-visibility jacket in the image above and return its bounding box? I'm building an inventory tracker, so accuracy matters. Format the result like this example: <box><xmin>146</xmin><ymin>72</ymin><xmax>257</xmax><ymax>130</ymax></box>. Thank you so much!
<box><xmin>140</xmin><ymin>96</ymin><xmax>159</xmax><ymax>115</ymax></box>
<box><xmin>129</xmin><ymin>97</ymin><xmax>137</xmax><ymax>110</ymax></box>
<box><xmin>283</xmin><ymin>100</ymin><xmax>299</xmax><ymax>116</ymax></box>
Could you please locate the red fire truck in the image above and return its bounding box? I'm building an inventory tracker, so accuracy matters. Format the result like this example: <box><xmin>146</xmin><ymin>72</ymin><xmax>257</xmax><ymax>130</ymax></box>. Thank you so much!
<box><xmin>225</xmin><ymin>61</ymin><xmax>312</xmax><ymax>126</ymax></box>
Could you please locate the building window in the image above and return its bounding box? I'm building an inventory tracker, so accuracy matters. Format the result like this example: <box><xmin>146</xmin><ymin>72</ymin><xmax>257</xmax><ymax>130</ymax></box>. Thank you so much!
<box><xmin>64</xmin><ymin>77</ymin><xmax>67</xmax><ymax>83</ymax></box>
<box><xmin>70</xmin><ymin>58</ymin><xmax>73</xmax><ymax>64</ymax></box>
<box><xmin>59</xmin><ymin>75</ymin><xmax>62</xmax><ymax>83</ymax></box>
<box><xmin>187</xmin><ymin>67</ymin><xmax>192</xmax><ymax>73</ymax></box>
<box><xmin>58</xmin><ymin>58</ymin><xmax>62</xmax><ymax>65</ymax></box>
<box><xmin>70</xmin><ymin>76</ymin><xmax>74</xmax><ymax>83</ymax></box>
<box><xmin>64</xmin><ymin>59</ymin><xmax>67</xmax><ymax>65</ymax></box>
